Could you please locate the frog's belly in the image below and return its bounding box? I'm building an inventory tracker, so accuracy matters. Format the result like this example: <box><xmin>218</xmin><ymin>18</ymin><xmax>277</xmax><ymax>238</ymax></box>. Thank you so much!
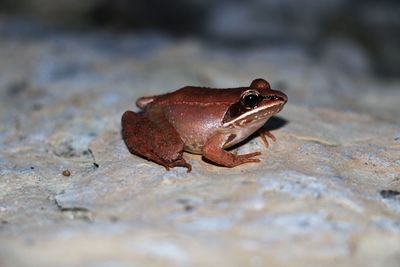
<box><xmin>173</xmin><ymin>116</ymin><xmax>226</xmax><ymax>154</ymax></box>
<box><xmin>182</xmin><ymin>138</ymin><xmax>206</xmax><ymax>154</ymax></box>
<box><xmin>162</xmin><ymin>104</ymin><xmax>228</xmax><ymax>154</ymax></box>
<box><xmin>179</xmin><ymin>126</ymin><xmax>214</xmax><ymax>154</ymax></box>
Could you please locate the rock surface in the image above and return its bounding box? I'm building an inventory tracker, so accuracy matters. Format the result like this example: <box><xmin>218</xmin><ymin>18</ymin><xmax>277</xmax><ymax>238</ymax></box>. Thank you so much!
<box><xmin>0</xmin><ymin>20</ymin><xmax>400</xmax><ymax>267</ymax></box>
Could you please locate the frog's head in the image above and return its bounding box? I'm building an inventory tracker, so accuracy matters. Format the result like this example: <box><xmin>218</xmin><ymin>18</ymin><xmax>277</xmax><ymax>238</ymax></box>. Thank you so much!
<box><xmin>222</xmin><ymin>79</ymin><xmax>287</xmax><ymax>130</ymax></box>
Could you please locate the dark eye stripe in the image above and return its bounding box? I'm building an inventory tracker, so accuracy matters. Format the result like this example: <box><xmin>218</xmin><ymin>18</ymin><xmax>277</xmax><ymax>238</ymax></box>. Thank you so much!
<box><xmin>222</xmin><ymin>91</ymin><xmax>263</xmax><ymax>123</ymax></box>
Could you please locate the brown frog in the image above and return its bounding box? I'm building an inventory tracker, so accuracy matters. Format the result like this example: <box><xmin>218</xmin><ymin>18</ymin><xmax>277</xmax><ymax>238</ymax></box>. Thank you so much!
<box><xmin>121</xmin><ymin>78</ymin><xmax>287</xmax><ymax>172</ymax></box>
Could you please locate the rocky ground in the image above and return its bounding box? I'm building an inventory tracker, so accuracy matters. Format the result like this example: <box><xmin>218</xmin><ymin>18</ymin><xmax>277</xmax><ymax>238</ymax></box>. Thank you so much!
<box><xmin>0</xmin><ymin>20</ymin><xmax>399</xmax><ymax>267</ymax></box>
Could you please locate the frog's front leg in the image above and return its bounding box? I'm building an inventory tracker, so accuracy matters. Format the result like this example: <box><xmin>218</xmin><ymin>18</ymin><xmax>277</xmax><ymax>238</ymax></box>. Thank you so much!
<box><xmin>258</xmin><ymin>128</ymin><xmax>277</xmax><ymax>148</ymax></box>
<box><xmin>202</xmin><ymin>133</ymin><xmax>261</xmax><ymax>168</ymax></box>
<box><xmin>121</xmin><ymin>111</ymin><xmax>192</xmax><ymax>172</ymax></box>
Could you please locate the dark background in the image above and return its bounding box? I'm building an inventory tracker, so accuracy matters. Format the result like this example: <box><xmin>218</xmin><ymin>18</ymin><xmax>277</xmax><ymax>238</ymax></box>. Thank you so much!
<box><xmin>1</xmin><ymin>0</ymin><xmax>399</xmax><ymax>78</ymax></box>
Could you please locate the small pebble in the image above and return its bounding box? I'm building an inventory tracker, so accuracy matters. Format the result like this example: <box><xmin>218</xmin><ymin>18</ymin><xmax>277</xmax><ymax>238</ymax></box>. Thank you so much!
<box><xmin>62</xmin><ymin>170</ymin><xmax>71</xmax><ymax>177</ymax></box>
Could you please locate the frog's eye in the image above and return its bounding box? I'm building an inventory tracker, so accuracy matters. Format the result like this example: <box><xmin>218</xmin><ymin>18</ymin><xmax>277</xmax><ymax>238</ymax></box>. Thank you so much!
<box><xmin>241</xmin><ymin>90</ymin><xmax>260</xmax><ymax>108</ymax></box>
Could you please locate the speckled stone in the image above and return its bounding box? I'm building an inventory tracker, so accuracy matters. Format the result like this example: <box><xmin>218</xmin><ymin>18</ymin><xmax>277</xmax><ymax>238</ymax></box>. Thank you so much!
<box><xmin>0</xmin><ymin>20</ymin><xmax>399</xmax><ymax>267</ymax></box>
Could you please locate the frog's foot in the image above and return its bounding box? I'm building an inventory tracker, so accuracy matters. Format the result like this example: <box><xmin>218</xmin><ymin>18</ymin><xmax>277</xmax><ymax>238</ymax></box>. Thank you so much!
<box><xmin>203</xmin><ymin>133</ymin><xmax>261</xmax><ymax>168</ymax></box>
<box><xmin>168</xmin><ymin>158</ymin><xmax>192</xmax><ymax>173</ymax></box>
<box><xmin>144</xmin><ymin>154</ymin><xmax>192</xmax><ymax>173</ymax></box>
<box><xmin>258</xmin><ymin>129</ymin><xmax>276</xmax><ymax>148</ymax></box>
<box><xmin>121</xmin><ymin>111</ymin><xmax>191</xmax><ymax>172</ymax></box>
<box><xmin>232</xmin><ymin>152</ymin><xmax>261</xmax><ymax>165</ymax></box>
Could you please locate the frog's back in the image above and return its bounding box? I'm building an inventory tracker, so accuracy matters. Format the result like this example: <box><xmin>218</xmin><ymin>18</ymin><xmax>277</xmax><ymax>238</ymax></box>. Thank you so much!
<box><xmin>137</xmin><ymin>86</ymin><xmax>247</xmax><ymax>110</ymax></box>
<box><xmin>158</xmin><ymin>86</ymin><xmax>245</xmax><ymax>106</ymax></box>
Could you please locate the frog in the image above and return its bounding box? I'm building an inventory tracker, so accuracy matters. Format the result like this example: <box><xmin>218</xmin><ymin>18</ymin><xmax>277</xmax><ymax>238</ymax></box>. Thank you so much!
<box><xmin>121</xmin><ymin>78</ymin><xmax>287</xmax><ymax>172</ymax></box>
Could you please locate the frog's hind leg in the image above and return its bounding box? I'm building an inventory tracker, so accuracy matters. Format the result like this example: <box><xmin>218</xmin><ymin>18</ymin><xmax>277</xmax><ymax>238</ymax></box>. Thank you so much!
<box><xmin>121</xmin><ymin>111</ymin><xmax>192</xmax><ymax>172</ymax></box>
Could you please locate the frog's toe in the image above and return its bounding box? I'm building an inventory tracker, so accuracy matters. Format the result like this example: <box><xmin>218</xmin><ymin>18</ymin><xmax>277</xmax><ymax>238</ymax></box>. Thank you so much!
<box><xmin>169</xmin><ymin>159</ymin><xmax>192</xmax><ymax>172</ymax></box>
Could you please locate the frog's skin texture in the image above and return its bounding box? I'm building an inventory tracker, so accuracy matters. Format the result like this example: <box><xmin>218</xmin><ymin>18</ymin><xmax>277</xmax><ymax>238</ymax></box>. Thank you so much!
<box><xmin>121</xmin><ymin>79</ymin><xmax>287</xmax><ymax>172</ymax></box>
